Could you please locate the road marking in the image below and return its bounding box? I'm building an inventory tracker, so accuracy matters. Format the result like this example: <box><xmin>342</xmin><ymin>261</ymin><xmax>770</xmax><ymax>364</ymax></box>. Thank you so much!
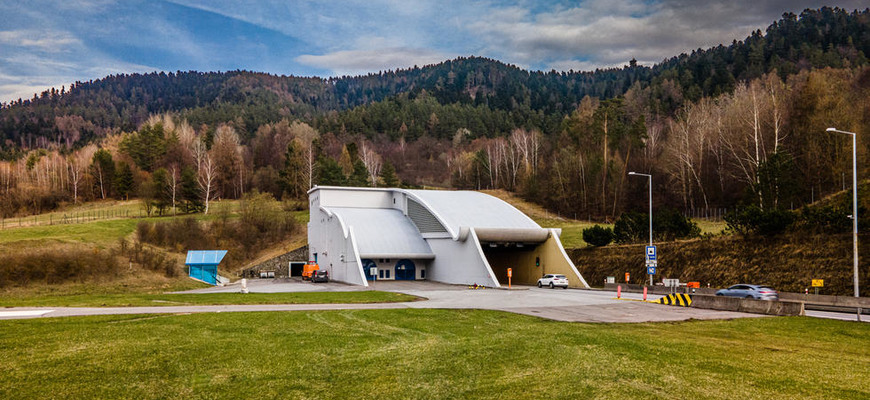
<box><xmin>0</xmin><ymin>310</ymin><xmax>54</xmax><ymax>318</ymax></box>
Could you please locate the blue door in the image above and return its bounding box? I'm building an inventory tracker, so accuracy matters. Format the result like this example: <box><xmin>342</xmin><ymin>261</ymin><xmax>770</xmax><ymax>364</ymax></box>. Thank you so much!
<box><xmin>362</xmin><ymin>259</ymin><xmax>377</xmax><ymax>281</ymax></box>
<box><xmin>395</xmin><ymin>259</ymin><xmax>416</xmax><ymax>281</ymax></box>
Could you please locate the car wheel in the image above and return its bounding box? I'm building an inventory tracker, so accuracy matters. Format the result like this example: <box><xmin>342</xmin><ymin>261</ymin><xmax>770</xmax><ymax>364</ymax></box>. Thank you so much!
<box><xmin>537</xmin><ymin>282</ymin><xmax>542</xmax><ymax>288</ymax></box>
<box><xmin>746</xmin><ymin>295</ymin><xmax>753</xmax><ymax>299</ymax></box>
<box><xmin>549</xmin><ymin>282</ymin><xmax>554</xmax><ymax>289</ymax></box>
<box><xmin>562</xmin><ymin>286</ymin><xmax>568</xmax><ymax>289</ymax></box>
<box><xmin>715</xmin><ymin>293</ymin><xmax>723</xmax><ymax>296</ymax></box>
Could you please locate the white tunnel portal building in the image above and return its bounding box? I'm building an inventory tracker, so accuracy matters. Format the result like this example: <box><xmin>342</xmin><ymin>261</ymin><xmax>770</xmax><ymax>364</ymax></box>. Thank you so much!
<box><xmin>308</xmin><ymin>187</ymin><xmax>589</xmax><ymax>288</ymax></box>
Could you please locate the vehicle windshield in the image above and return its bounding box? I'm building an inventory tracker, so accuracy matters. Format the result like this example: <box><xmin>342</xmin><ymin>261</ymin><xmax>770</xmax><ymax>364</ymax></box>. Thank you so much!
<box><xmin>555</xmin><ymin>275</ymin><xmax>566</xmax><ymax>279</ymax></box>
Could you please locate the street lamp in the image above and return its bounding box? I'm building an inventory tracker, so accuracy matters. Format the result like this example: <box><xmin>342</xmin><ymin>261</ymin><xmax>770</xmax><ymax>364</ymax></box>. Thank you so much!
<box><xmin>629</xmin><ymin>171</ymin><xmax>653</xmax><ymax>285</ymax></box>
<box><xmin>826</xmin><ymin>128</ymin><xmax>859</xmax><ymax>299</ymax></box>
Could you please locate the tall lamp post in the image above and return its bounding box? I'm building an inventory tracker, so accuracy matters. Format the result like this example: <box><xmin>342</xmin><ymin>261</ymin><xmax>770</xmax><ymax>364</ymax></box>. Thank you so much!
<box><xmin>826</xmin><ymin>128</ymin><xmax>859</xmax><ymax>299</ymax></box>
<box><xmin>629</xmin><ymin>172</ymin><xmax>653</xmax><ymax>286</ymax></box>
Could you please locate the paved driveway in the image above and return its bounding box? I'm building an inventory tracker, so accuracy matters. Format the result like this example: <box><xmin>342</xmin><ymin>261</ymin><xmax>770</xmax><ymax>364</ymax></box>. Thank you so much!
<box><xmin>0</xmin><ymin>280</ymin><xmax>763</xmax><ymax>323</ymax></box>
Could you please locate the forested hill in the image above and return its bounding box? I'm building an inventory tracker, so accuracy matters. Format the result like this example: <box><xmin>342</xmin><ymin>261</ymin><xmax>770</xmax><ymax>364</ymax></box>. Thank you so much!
<box><xmin>1</xmin><ymin>7</ymin><xmax>867</xmax><ymax>148</ymax></box>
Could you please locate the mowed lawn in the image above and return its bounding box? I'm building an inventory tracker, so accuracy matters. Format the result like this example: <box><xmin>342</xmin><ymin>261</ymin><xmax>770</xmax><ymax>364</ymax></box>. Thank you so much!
<box><xmin>0</xmin><ymin>291</ymin><xmax>419</xmax><ymax>307</ymax></box>
<box><xmin>2</xmin><ymin>311</ymin><xmax>868</xmax><ymax>399</ymax></box>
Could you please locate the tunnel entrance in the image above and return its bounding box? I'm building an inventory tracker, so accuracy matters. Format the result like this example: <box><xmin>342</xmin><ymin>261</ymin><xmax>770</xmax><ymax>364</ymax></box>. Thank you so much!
<box><xmin>481</xmin><ymin>242</ymin><xmax>543</xmax><ymax>286</ymax></box>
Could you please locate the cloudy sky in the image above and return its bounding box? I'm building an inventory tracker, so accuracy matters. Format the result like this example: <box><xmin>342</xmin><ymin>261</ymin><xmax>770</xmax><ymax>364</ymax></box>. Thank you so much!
<box><xmin>0</xmin><ymin>0</ymin><xmax>866</xmax><ymax>103</ymax></box>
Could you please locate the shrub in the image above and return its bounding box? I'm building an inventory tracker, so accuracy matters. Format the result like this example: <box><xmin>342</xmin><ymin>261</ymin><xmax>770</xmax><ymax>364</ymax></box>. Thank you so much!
<box><xmin>653</xmin><ymin>208</ymin><xmax>701</xmax><ymax>241</ymax></box>
<box><xmin>725</xmin><ymin>205</ymin><xmax>795</xmax><ymax>236</ymax></box>
<box><xmin>0</xmin><ymin>245</ymin><xmax>121</xmax><ymax>287</ymax></box>
<box><xmin>582</xmin><ymin>225</ymin><xmax>613</xmax><ymax>247</ymax></box>
<box><xmin>613</xmin><ymin>212</ymin><xmax>647</xmax><ymax>243</ymax></box>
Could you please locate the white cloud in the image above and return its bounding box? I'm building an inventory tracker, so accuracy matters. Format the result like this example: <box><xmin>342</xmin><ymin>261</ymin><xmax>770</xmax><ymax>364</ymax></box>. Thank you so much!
<box><xmin>0</xmin><ymin>30</ymin><xmax>82</xmax><ymax>52</ymax></box>
<box><xmin>296</xmin><ymin>47</ymin><xmax>454</xmax><ymax>76</ymax></box>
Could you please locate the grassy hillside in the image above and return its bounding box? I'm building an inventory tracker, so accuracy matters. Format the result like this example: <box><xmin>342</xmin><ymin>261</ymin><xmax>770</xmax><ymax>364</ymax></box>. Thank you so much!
<box><xmin>569</xmin><ymin>232</ymin><xmax>870</xmax><ymax>295</ymax></box>
<box><xmin>0</xmin><ymin>198</ymin><xmax>309</xmax><ymax>297</ymax></box>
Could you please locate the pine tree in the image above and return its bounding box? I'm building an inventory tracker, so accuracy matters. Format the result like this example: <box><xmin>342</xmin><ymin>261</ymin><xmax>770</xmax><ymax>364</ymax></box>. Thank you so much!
<box><xmin>114</xmin><ymin>162</ymin><xmax>135</xmax><ymax>200</ymax></box>
<box><xmin>179</xmin><ymin>166</ymin><xmax>204</xmax><ymax>213</ymax></box>
<box><xmin>348</xmin><ymin>159</ymin><xmax>369</xmax><ymax>187</ymax></box>
<box><xmin>379</xmin><ymin>161</ymin><xmax>399</xmax><ymax>187</ymax></box>
<box><xmin>317</xmin><ymin>157</ymin><xmax>345</xmax><ymax>186</ymax></box>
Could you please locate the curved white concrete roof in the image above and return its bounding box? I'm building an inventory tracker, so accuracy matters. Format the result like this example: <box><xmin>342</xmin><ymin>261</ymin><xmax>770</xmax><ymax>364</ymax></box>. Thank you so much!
<box><xmin>404</xmin><ymin>190</ymin><xmax>541</xmax><ymax>234</ymax></box>
<box><xmin>323</xmin><ymin>206</ymin><xmax>434</xmax><ymax>258</ymax></box>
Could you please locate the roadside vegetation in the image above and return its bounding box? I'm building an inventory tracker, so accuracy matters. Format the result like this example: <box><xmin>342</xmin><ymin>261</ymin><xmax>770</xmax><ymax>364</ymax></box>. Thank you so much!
<box><xmin>0</xmin><ymin>192</ymin><xmax>305</xmax><ymax>299</ymax></box>
<box><xmin>1</xmin><ymin>310</ymin><xmax>867</xmax><ymax>399</ymax></box>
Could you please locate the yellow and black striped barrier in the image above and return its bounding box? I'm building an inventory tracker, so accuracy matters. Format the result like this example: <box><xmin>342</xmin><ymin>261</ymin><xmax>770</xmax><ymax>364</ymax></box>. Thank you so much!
<box><xmin>656</xmin><ymin>293</ymin><xmax>692</xmax><ymax>307</ymax></box>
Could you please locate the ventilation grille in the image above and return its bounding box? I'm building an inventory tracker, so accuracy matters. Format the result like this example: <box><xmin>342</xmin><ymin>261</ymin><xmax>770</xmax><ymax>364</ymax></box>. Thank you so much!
<box><xmin>407</xmin><ymin>198</ymin><xmax>448</xmax><ymax>233</ymax></box>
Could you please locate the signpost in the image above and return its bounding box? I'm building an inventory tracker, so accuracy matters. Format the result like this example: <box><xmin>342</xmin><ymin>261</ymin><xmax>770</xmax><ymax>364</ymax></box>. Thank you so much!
<box><xmin>507</xmin><ymin>268</ymin><xmax>513</xmax><ymax>289</ymax></box>
<box><xmin>812</xmin><ymin>279</ymin><xmax>824</xmax><ymax>295</ymax></box>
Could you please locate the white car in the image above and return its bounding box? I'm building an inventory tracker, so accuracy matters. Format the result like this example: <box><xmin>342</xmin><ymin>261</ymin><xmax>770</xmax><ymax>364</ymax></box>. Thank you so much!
<box><xmin>537</xmin><ymin>274</ymin><xmax>569</xmax><ymax>289</ymax></box>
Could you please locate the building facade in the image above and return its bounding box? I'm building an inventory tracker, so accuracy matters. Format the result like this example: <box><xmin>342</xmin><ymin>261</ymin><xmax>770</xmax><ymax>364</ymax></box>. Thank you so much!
<box><xmin>308</xmin><ymin>186</ymin><xmax>589</xmax><ymax>288</ymax></box>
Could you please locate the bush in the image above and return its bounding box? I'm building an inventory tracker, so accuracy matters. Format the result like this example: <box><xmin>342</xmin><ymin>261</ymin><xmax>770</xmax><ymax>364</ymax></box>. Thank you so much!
<box><xmin>0</xmin><ymin>245</ymin><xmax>121</xmax><ymax>287</ymax></box>
<box><xmin>614</xmin><ymin>209</ymin><xmax>701</xmax><ymax>243</ymax></box>
<box><xmin>725</xmin><ymin>205</ymin><xmax>795</xmax><ymax>236</ymax></box>
<box><xmin>613</xmin><ymin>212</ymin><xmax>647</xmax><ymax>244</ymax></box>
<box><xmin>582</xmin><ymin>225</ymin><xmax>613</xmax><ymax>247</ymax></box>
<box><xmin>653</xmin><ymin>208</ymin><xmax>701</xmax><ymax>241</ymax></box>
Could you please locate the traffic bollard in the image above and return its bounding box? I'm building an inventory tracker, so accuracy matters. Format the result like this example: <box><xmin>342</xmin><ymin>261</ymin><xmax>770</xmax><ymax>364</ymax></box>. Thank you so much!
<box><xmin>617</xmin><ymin>285</ymin><xmax>621</xmax><ymax>299</ymax></box>
<box><xmin>643</xmin><ymin>286</ymin><xmax>647</xmax><ymax>301</ymax></box>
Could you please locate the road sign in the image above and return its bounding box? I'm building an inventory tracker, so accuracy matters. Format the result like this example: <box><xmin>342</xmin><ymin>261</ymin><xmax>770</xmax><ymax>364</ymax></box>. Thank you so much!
<box><xmin>369</xmin><ymin>267</ymin><xmax>377</xmax><ymax>276</ymax></box>
<box><xmin>645</xmin><ymin>259</ymin><xmax>657</xmax><ymax>267</ymax></box>
<box><xmin>812</xmin><ymin>279</ymin><xmax>824</xmax><ymax>287</ymax></box>
<box><xmin>646</xmin><ymin>245</ymin><xmax>657</xmax><ymax>261</ymax></box>
<box><xmin>647</xmin><ymin>266</ymin><xmax>656</xmax><ymax>275</ymax></box>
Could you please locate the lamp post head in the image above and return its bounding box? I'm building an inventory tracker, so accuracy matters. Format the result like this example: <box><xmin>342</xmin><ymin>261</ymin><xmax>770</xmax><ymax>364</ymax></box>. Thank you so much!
<box><xmin>628</xmin><ymin>172</ymin><xmax>637</xmax><ymax>175</ymax></box>
<box><xmin>826</xmin><ymin>127</ymin><xmax>837</xmax><ymax>132</ymax></box>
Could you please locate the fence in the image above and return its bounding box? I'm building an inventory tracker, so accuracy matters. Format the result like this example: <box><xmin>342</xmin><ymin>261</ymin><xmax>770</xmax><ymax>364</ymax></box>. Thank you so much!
<box><xmin>683</xmin><ymin>208</ymin><xmax>728</xmax><ymax>222</ymax></box>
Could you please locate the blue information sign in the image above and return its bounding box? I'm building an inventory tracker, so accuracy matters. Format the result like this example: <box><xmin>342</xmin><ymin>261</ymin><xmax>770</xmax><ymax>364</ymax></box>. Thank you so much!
<box><xmin>647</xmin><ymin>266</ymin><xmax>656</xmax><ymax>275</ymax></box>
<box><xmin>646</xmin><ymin>245</ymin><xmax>657</xmax><ymax>261</ymax></box>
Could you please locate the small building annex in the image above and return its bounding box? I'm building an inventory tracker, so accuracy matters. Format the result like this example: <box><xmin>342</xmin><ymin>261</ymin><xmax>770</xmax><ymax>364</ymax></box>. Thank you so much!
<box><xmin>308</xmin><ymin>186</ymin><xmax>589</xmax><ymax>288</ymax></box>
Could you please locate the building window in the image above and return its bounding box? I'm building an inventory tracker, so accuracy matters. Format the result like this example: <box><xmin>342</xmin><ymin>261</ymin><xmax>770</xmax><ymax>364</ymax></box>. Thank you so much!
<box><xmin>421</xmin><ymin>269</ymin><xmax>426</xmax><ymax>279</ymax></box>
<box><xmin>379</xmin><ymin>270</ymin><xmax>384</xmax><ymax>279</ymax></box>
<box><xmin>385</xmin><ymin>270</ymin><xmax>391</xmax><ymax>279</ymax></box>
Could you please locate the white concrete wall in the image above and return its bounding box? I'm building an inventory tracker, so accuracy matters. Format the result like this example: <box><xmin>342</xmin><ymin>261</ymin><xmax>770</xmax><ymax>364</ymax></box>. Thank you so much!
<box><xmin>425</xmin><ymin>230</ymin><xmax>500</xmax><ymax>287</ymax></box>
<box><xmin>319</xmin><ymin>188</ymin><xmax>393</xmax><ymax>209</ymax></box>
<box><xmin>309</xmin><ymin>206</ymin><xmax>367</xmax><ymax>286</ymax></box>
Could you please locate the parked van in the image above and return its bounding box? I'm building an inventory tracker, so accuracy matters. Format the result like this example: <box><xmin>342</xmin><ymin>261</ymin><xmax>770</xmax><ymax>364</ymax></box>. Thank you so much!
<box><xmin>302</xmin><ymin>262</ymin><xmax>319</xmax><ymax>280</ymax></box>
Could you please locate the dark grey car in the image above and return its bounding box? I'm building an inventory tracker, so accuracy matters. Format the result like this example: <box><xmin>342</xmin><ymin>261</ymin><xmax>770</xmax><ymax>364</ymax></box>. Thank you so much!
<box><xmin>715</xmin><ymin>284</ymin><xmax>778</xmax><ymax>300</ymax></box>
<box><xmin>311</xmin><ymin>270</ymin><xmax>330</xmax><ymax>283</ymax></box>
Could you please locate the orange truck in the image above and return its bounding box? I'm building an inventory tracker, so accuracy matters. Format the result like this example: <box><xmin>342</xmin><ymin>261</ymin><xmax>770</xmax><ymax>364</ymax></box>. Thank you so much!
<box><xmin>302</xmin><ymin>262</ymin><xmax>319</xmax><ymax>280</ymax></box>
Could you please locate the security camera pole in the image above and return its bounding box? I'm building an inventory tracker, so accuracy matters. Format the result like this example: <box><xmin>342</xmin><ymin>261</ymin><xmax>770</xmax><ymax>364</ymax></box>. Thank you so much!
<box><xmin>629</xmin><ymin>171</ymin><xmax>653</xmax><ymax>286</ymax></box>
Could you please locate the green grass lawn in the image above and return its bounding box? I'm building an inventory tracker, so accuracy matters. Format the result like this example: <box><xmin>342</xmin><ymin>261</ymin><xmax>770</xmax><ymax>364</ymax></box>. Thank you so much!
<box><xmin>1</xmin><ymin>310</ymin><xmax>867</xmax><ymax>399</ymax></box>
<box><xmin>0</xmin><ymin>291</ymin><xmax>419</xmax><ymax>307</ymax></box>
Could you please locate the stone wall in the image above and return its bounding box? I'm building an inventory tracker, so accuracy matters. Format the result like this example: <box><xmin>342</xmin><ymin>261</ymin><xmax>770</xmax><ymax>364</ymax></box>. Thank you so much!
<box><xmin>241</xmin><ymin>246</ymin><xmax>309</xmax><ymax>278</ymax></box>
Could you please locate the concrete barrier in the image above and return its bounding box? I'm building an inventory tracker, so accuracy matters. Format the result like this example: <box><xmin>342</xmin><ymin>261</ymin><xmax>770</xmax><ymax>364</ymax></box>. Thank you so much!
<box><xmin>691</xmin><ymin>295</ymin><xmax>805</xmax><ymax>316</ymax></box>
<box><xmin>779</xmin><ymin>292</ymin><xmax>870</xmax><ymax>308</ymax></box>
